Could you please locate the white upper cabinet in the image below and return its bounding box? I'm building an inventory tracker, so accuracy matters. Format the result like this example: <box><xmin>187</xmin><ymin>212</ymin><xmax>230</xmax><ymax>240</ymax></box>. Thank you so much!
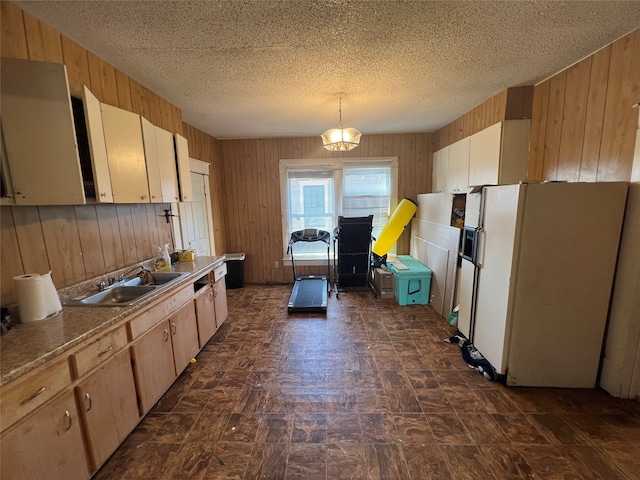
<box><xmin>101</xmin><ymin>103</ymin><xmax>150</xmax><ymax>203</ymax></box>
<box><xmin>432</xmin><ymin>137</ymin><xmax>470</xmax><ymax>194</ymax></box>
<box><xmin>141</xmin><ymin>118</ymin><xmax>180</xmax><ymax>203</ymax></box>
<box><xmin>448</xmin><ymin>137</ymin><xmax>470</xmax><ymax>193</ymax></box>
<box><xmin>156</xmin><ymin>127</ymin><xmax>180</xmax><ymax>203</ymax></box>
<box><xmin>432</xmin><ymin>146</ymin><xmax>449</xmax><ymax>193</ymax></box>
<box><xmin>0</xmin><ymin>57</ymin><xmax>111</xmax><ymax>205</ymax></box>
<box><xmin>82</xmin><ymin>86</ymin><xmax>113</xmax><ymax>202</ymax></box>
<box><xmin>468</xmin><ymin>119</ymin><xmax>530</xmax><ymax>187</ymax></box>
<box><xmin>174</xmin><ymin>133</ymin><xmax>193</xmax><ymax>202</ymax></box>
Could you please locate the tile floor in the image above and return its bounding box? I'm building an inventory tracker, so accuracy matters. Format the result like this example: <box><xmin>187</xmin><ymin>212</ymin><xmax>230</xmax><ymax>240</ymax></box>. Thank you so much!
<box><xmin>95</xmin><ymin>285</ymin><xmax>640</xmax><ymax>480</ymax></box>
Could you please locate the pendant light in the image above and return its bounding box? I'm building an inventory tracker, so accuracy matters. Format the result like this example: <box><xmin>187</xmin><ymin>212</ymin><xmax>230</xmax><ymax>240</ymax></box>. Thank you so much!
<box><xmin>321</xmin><ymin>94</ymin><xmax>362</xmax><ymax>152</ymax></box>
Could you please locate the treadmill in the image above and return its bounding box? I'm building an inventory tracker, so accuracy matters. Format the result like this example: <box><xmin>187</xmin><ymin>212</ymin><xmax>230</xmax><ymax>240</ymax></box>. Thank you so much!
<box><xmin>287</xmin><ymin>228</ymin><xmax>331</xmax><ymax>314</ymax></box>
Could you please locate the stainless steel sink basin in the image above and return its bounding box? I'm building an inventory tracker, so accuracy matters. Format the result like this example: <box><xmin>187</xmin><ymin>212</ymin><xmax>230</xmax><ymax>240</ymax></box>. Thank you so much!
<box><xmin>64</xmin><ymin>271</ymin><xmax>190</xmax><ymax>307</ymax></box>
<box><xmin>71</xmin><ymin>286</ymin><xmax>156</xmax><ymax>306</ymax></box>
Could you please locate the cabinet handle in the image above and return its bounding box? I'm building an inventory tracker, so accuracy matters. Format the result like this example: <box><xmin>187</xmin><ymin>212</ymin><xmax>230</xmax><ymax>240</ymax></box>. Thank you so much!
<box><xmin>84</xmin><ymin>393</ymin><xmax>92</xmax><ymax>411</ymax></box>
<box><xmin>98</xmin><ymin>345</ymin><xmax>113</xmax><ymax>357</ymax></box>
<box><xmin>164</xmin><ymin>328</ymin><xmax>169</xmax><ymax>342</ymax></box>
<box><xmin>100</xmin><ymin>192</ymin><xmax>107</xmax><ymax>197</ymax></box>
<box><xmin>141</xmin><ymin>195</ymin><xmax>147</xmax><ymax>200</ymax></box>
<box><xmin>20</xmin><ymin>387</ymin><xmax>45</xmax><ymax>405</ymax></box>
<box><xmin>171</xmin><ymin>322</ymin><xmax>177</xmax><ymax>335</ymax></box>
<box><xmin>64</xmin><ymin>410</ymin><xmax>72</xmax><ymax>430</ymax></box>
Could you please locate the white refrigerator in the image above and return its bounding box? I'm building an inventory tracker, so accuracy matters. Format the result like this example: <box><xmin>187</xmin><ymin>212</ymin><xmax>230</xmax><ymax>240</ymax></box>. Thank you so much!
<box><xmin>458</xmin><ymin>182</ymin><xmax>628</xmax><ymax>387</ymax></box>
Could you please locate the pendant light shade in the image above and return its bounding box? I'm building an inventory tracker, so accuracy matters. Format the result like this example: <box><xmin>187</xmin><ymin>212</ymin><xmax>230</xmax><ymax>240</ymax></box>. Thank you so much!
<box><xmin>321</xmin><ymin>95</ymin><xmax>361</xmax><ymax>152</ymax></box>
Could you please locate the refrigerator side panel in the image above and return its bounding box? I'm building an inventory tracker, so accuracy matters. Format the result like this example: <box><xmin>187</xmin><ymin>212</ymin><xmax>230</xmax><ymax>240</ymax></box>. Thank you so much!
<box><xmin>465</xmin><ymin>192</ymin><xmax>482</xmax><ymax>228</ymax></box>
<box><xmin>507</xmin><ymin>182</ymin><xmax>628</xmax><ymax>387</ymax></box>
<box><xmin>472</xmin><ymin>184</ymin><xmax>524</xmax><ymax>373</ymax></box>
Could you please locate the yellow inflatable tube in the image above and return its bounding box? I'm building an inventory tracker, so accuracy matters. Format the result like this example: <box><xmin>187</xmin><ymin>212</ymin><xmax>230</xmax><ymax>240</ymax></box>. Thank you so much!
<box><xmin>372</xmin><ymin>198</ymin><xmax>417</xmax><ymax>257</ymax></box>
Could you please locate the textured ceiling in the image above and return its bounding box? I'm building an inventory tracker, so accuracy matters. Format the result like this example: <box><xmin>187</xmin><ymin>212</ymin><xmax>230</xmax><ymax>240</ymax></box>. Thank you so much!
<box><xmin>15</xmin><ymin>1</ymin><xmax>640</xmax><ymax>139</ymax></box>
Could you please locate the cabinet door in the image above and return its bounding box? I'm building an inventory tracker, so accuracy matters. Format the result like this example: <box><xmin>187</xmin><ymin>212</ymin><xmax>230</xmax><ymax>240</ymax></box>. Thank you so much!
<box><xmin>82</xmin><ymin>86</ymin><xmax>113</xmax><ymax>203</ymax></box>
<box><xmin>170</xmin><ymin>302</ymin><xmax>200</xmax><ymax>373</ymax></box>
<box><xmin>156</xmin><ymin>127</ymin><xmax>180</xmax><ymax>203</ymax></box>
<box><xmin>213</xmin><ymin>278</ymin><xmax>228</xmax><ymax>329</ymax></box>
<box><xmin>101</xmin><ymin>103</ymin><xmax>150</xmax><ymax>203</ymax></box>
<box><xmin>1</xmin><ymin>390</ymin><xmax>89</xmax><ymax>480</ymax></box>
<box><xmin>141</xmin><ymin>117</ymin><xmax>163</xmax><ymax>203</ymax></box>
<box><xmin>195</xmin><ymin>286</ymin><xmax>217</xmax><ymax>348</ymax></box>
<box><xmin>469</xmin><ymin>122</ymin><xmax>502</xmax><ymax>187</ymax></box>
<box><xmin>174</xmin><ymin>133</ymin><xmax>193</xmax><ymax>202</ymax></box>
<box><xmin>0</xmin><ymin>58</ymin><xmax>85</xmax><ymax>205</ymax></box>
<box><xmin>449</xmin><ymin>137</ymin><xmax>470</xmax><ymax>193</ymax></box>
<box><xmin>432</xmin><ymin>147</ymin><xmax>448</xmax><ymax>193</ymax></box>
<box><xmin>76</xmin><ymin>349</ymin><xmax>139</xmax><ymax>472</ymax></box>
<box><xmin>130</xmin><ymin>320</ymin><xmax>176</xmax><ymax>414</ymax></box>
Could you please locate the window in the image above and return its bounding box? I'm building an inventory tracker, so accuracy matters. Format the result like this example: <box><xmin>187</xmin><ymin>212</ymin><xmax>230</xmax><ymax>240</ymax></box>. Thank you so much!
<box><xmin>279</xmin><ymin>157</ymin><xmax>398</xmax><ymax>261</ymax></box>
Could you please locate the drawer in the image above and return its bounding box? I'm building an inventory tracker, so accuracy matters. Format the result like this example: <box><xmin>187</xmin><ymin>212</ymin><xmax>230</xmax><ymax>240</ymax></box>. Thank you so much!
<box><xmin>128</xmin><ymin>284</ymin><xmax>193</xmax><ymax>340</ymax></box>
<box><xmin>0</xmin><ymin>358</ymin><xmax>71</xmax><ymax>432</ymax></box>
<box><xmin>70</xmin><ymin>325</ymin><xmax>128</xmax><ymax>378</ymax></box>
<box><xmin>213</xmin><ymin>262</ymin><xmax>227</xmax><ymax>282</ymax></box>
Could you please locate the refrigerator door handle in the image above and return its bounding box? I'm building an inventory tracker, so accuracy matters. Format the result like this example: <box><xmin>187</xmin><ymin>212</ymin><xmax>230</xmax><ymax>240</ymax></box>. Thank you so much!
<box><xmin>476</xmin><ymin>228</ymin><xmax>485</xmax><ymax>266</ymax></box>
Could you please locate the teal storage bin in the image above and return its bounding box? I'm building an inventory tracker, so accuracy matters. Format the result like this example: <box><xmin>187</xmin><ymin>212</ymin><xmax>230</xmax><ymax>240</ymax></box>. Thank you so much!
<box><xmin>389</xmin><ymin>255</ymin><xmax>432</xmax><ymax>305</ymax></box>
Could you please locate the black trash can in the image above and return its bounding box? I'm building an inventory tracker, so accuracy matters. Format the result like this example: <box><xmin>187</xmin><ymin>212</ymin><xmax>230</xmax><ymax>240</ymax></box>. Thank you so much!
<box><xmin>225</xmin><ymin>253</ymin><xmax>246</xmax><ymax>289</ymax></box>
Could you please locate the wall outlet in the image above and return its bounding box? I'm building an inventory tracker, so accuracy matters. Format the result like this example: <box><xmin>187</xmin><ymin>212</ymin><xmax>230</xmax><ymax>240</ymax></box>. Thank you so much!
<box><xmin>274</xmin><ymin>261</ymin><xmax>279</xmax><ymax>268</ymax></box>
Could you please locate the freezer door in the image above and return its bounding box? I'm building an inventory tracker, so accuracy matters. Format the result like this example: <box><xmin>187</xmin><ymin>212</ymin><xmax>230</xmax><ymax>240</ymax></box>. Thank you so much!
<box><xmin>457</xmin><ymin>259</ymin><xmax>476</xmax><ymax>338</ymax></box>
<box><xmin>472</xmin><ymin>184</ymin><xmax>524</xmax><ymax>374</ymax></box>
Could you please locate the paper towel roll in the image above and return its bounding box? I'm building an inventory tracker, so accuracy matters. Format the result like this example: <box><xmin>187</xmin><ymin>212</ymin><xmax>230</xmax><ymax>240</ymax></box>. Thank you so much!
<box><xmin>13</xmin><ymin>272</ymin><xmax>62</xmax><ymax>323</ymax></box>
<box><xmin>40</xmin><ymin>271</ymin><xmax>62</xmax><ymax>316</ymax></box>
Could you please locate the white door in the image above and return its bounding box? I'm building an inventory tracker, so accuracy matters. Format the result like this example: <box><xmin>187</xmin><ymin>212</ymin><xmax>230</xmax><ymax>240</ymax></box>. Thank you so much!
<box><xmin>178</xmin><ymin>172</ymin><xmax>211</xmax><ymax>256</ymax></box>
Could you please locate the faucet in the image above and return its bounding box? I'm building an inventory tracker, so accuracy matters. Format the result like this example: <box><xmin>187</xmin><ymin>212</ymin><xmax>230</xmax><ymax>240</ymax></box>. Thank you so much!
<box><xmin>118</xmin><ymin>265</ymin><xmax>144</xmax><ymax>282</ymax></box>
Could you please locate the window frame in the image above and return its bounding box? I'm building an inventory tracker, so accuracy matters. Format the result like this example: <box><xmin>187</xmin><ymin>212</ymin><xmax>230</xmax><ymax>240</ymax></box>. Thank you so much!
<box><xmin>279</xmin><ymin>156</ymin><xmax>399</xmax><ymax>265</ymax></box>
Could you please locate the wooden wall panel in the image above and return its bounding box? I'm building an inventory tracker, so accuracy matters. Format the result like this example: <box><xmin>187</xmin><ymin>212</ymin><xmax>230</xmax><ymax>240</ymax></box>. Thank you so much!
<box><xmin>115</xmin><ymin>69</ymin><xmax>133</xmax><ymax>111</ymax></box>
<box><xmin>1</xmin><ymin>1</ymin><xmax>28</xmax><ymax>58</ymax></box>
<box><xmin>220</xmin><ymin>133</ymin><xmax>432</xmax><ymax>284</ymax></box>
<box><xmin>527</xmin><ymin>28</ymin><xmax>639</xmax><ymax>183</ymax></box>
<box><xmin>542</xmin><ymin>71</ymin><xmax>568</xmax><ymax>181</ymax></box>
<box><xmin>433</xmin><ymin>86</ymin><xmax>531</xmax><ymax>151</ymax></box>
<box><xmin>557</xmin><ymin>59</ymin><xmax>590</xmax><ymax>181</ymax></box>
<box><xmin>130</xmin><ymin>204</ymin><xmax>152</xmax><ymax>261</ymax></box>
<box><xmin>129</xmin><ymin>78</ymin><xmax>152</xmax><ymax>121</ymax></box>
<box><xmin>580</xmin><ymin>46</ymin><xmax>611</xmax><ymax>182</ymax></box>
<box><xmin>158</xmin><ymin>96</ymin><xmax>174</xmax><ymax>131</ymax></box>
<box><xmin>38</xmin><ymin>207</ymin><xmax>86</xmax><ymax>287</ymax></box>
<box><xmin>96</xmin><ymin>205</ymin><xmax>125</xmax><ymax>272</ymax></box>
<box><xmin>61</xmin><ymin>37</ymin><xmax>91</xmax><ymax>95</ymax></box>
<box><xmin>87</xmin><ymin>51</ymin><xmax>119</xmax><ymax>107</ymax></box>
<box><xmin>74</xmin><ymin>206</ymin><xmax>107</xmax><ymax>279</ymax></box>
<box><xmin>1</xmin><ymin>208</ymin><xmax>25</xmax><ymax>305</ymax></box>
<box><xmin>116</xmin><ymin>205</ymin><xmax>138</xmax><ymax>267</ymax></box>
<box><xmin>598</xmin><ymin>29</ymin><xmax>640</xmax><ymax>181</ymax></box>
<box><xmin>146</xmin><ymin>90</ymin><xmax>163</xmax><ymax>127</ymax></box>
<box><xmin>23</xmin><ymin>11</ymin><xmax>63</xmax><ymax>63</ymax></box>
<box><xmin>527</xmin><ymin>80</ymin><xmax>550</xmax><ymax>181</ymax></box>
<box><xmin>11</xmin><ymin>207</ymin><xmax>49</xmax><ymax>276</ymax></box>
<box><xmin>172</xmin><ymin>104</ymin><xmax>184</xmax><ymax>135</ymax></box>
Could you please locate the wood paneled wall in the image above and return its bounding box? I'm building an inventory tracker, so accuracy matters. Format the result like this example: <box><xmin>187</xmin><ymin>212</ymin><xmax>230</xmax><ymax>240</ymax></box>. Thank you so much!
<box><xmin>0</xmin><ymin>2</ymin><xmax>209</xmax><ymax>304</ymax></box>
<box><xmin>528</xmin><ymin>29</ymin><xmax>640</xmax><ymax>182</ymax></box>
<box><xmin>220</xmin><ymin>133</ymin><xmax>433</xmax><ymax>284</ymax></box>
<box><xmin>434</xmin><ymin>86</ymin><xmax>534</xmax><ymax>151</ymax></box>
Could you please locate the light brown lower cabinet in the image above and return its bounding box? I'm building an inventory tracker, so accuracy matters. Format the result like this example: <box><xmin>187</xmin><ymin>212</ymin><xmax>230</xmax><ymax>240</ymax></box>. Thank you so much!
<box><xmin>130</xmin><ymin>319</ymin><xmax>178</xmax><ymax>415</ymax></box>
<box><xmin>195</xmin><ymin>285</ymin><xmax>216</xmax><ymax>348</ymax></box>
<box><xmin>0</xmin><ymin>390</ymin><xmax>89</xmax><ymax>480</ymax></box>
<box><xmin>170</xmin><ymin>301</ymin><xmax>200</xmax><ymax>373</ymax></box>
<box><xmin>213</xmin><ymin>277</ymin><xmax>228</xmax><ymax>329</ymax></box>
<box><xmin>75</xmin><ymin>349</ymin><xmax>140</xmax><ymax>472</ymax></box>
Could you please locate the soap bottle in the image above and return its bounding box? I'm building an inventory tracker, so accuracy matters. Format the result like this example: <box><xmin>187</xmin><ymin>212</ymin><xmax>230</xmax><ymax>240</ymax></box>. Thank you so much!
<box><xmin>154</xmin><ymin>243</ymin><xmax>171</xmax><ymax>271</ymax></box>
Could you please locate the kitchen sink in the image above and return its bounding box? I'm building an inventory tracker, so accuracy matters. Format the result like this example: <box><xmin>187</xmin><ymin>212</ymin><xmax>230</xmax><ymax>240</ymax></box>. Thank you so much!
<box><xmin>70</xmin><ymin>286</ymin><xmax>157</xmax><ymax>306</ymax></box>
<box><xmin>64</xmin><ymin>271</ymin><xmax>190</xmax><ymax>307</ymax></box>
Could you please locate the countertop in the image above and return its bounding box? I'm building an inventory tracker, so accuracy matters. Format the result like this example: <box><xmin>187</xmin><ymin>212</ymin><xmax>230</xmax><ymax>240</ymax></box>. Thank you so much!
<box><xmin>0</xmin><ymin>256</ymin><xmax>224</xmax><ymax>387</ymax></box>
